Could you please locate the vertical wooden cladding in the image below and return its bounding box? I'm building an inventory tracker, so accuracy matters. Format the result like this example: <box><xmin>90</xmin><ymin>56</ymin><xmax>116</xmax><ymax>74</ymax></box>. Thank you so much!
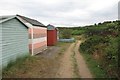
<box><xmin>29</xmin><ymin>27</ymin><xmax>47</xmax><ymax>55</ymax></box>
<box><xmin>47</xmin><ymin>29</ymin><xmax>57</xmax><ymax>46</ymax></box>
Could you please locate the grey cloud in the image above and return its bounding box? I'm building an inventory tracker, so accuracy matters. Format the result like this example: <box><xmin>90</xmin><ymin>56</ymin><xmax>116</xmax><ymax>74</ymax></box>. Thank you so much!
<box><xmin>0</xmin><ymin>0</ymin><xmax>118</xmax><ymax>27</ymax></box>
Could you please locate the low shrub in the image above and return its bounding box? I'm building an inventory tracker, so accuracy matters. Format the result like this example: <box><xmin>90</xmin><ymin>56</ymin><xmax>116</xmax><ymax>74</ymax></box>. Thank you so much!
<box><xmin>80</xmin><ymin>35</ymin><xmax>109</xmax><ymax>54</ymax></box>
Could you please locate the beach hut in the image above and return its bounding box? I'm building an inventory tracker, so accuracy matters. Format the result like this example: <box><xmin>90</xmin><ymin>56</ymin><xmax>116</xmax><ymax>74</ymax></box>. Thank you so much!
<box><xmin>17</xmin><ymin>15</ymin><xmax>47</xmax><ymax>55</ymax></box>
<box><xmin>47</xmin><ymin>24</ymin><xmax>58</xmax><ymax>46</ymax></box>
<box><xmin>0</xmin><ymin>15</ymin><xmax>29</xmax><ymax>68</ymax></box>
<box><xmin>0</xmin><ymin>14</ymin><xmax>48</xmax><ymax>68</ymax></box>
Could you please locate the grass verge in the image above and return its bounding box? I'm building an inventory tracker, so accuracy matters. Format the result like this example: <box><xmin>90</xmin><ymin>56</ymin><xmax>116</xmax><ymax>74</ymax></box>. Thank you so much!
<box><xmin>80</xmin><ymin>52</ymin><xmax>107</xmax><ymax>78</ymax></box>
<box><xmin>57</xmin><ymin>42</ymin><xmax>71</xmax><ymax>55</ymax></box>
<box><xmin>3</xmin><ymin>55</ymin><xmax>30</xmax><ymax>72</ymax></box>
<box><xmin>2</xmin><ymin>55</ymin><xmax>31</xmax><ymax>77</ymax></box>
<box><xmin>2</xmin><ymin>55</ymin><xmax>60</xmax><ymax>78</ymax></box>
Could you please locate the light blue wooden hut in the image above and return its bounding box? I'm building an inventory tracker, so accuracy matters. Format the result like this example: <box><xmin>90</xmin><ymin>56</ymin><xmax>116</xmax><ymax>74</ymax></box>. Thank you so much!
<box><xmin>0</xmin><ymin>15</ymin><xmax>29</xmax><ymax>69</ymax></box>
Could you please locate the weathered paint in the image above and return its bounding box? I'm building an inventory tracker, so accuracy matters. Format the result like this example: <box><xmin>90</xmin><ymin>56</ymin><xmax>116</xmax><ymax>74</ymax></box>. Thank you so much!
<box><xmin>29</xmin><ymin>27</ymin><xmax>47</xmax><ymax>55</ymax></box>
<box><xmin>1</xmin><ymin>18</ymin><xmax>29</xmax><ymax>68</ymax></box>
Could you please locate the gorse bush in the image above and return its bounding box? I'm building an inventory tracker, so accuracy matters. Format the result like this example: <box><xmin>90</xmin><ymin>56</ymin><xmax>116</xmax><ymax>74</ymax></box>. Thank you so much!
<box><xmin>80</xmin><ymin>36</ymin><xmax>119</xmax><ymax>78</ymax></box>
<box><xmin>80</xmin><ymin>35</ymin><xmax>109</xmax><ymax>54</ymax></box>
<box><xmin>104</xmin><ymin>37</ymin><xmax>118</xmax><ymax>61</ymax></box>
<box><xmin>79</xmin><ymin>20</ymin><xmax>119</xmax><ymax>78</ymax></box>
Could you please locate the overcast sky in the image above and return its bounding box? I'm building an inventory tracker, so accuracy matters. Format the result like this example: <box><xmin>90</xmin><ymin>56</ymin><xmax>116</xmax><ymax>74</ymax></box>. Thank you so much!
<box><xmin>0</xmin><ymin>0</ymin><xmax>119</xmax><ymax>27</ymax></box>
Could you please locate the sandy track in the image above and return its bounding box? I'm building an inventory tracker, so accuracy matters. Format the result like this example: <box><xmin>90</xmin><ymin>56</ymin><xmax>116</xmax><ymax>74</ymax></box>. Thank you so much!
<box><xmin>74</xmin><ymin>41</ymin><xmax>93</xmax><ymax>78</ymax></box>
<box><xmin>55</xmin><ymin>43</ymin><xmax>75</xmax><ymax>78</ymax></box>
<box><xmin>56</xmin><ymin>41</ymin><xmax>93</xmax><ymax>78</ymax></box>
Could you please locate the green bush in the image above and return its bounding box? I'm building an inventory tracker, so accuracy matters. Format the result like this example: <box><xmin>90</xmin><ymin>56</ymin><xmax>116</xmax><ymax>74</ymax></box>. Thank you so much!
<box><xmin>60</xmin><ymin>29</ymin><xmax>72</xmax><ymax>39</ymax></box>
<box><xmin>79</xmin><ymin>20</ymin><xmax>119</xmax><ymax>78</ymax></box>
<box><xmin>103</xmin><ymin>37</ymin><xmax>118</xmax><ymax>77</ymax></box>
<box><xmin>72</xmin><ymin>30</ymin><xmax>85</xmax><ymax>35</ymax></box>
<box><xmin>80</xmin><ymin>35</ymin><xmax>108</xmax><ymax>54</ymax></box>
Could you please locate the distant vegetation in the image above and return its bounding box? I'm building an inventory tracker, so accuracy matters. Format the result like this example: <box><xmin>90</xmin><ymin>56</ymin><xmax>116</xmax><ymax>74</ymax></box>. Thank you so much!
<box><xmin>58</xmin><ymin>20</ymin><xmax>120</xmax><ymax>78</ymax></box>
<box><xmin>58</xmin><ymin>26</ymin><xmax>86</xmax><ymax>35</ymax></box>
<box><xmin>59</xmin><ymin>29</ymin><xmax>72</xmax><ymax>39</ymax></box>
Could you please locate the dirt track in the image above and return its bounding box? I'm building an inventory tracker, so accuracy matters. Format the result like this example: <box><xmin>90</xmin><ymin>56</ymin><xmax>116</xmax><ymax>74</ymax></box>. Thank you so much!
<box><xmin>56</xmin><ymin>41</ymin><xmax>92</xmax><ymax>78</ymax></box>
<box><xmin>74</xmin><ymin>41</ymin><xmax>92</xmax><ymax>78</ymax></box>
<box><xmin>55</xmin><ymin>43</ymin><xmax>75</xmax><ymax>78</ymax></box>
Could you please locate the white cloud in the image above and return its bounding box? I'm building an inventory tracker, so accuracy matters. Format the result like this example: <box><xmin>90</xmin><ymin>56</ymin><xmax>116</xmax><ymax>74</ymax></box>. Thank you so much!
<box><xmin>0</xmin><ymin>0</ymin><xmax>119</xmax><ymax>27</ymax></box>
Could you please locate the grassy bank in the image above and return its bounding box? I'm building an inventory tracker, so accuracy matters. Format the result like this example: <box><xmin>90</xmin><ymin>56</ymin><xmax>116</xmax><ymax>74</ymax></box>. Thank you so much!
<box><xmin>80</xmin><ymin>52</ymin><xmax>107</xmax><ymax>78</ymax></box>
<box><xmin>78</xmin><ymin>20</ymin><xmax>119</xmax><ymax>78</ymax></box>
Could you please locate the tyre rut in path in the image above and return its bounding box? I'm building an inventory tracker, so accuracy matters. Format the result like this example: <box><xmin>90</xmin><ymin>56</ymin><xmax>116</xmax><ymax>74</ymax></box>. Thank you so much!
<box><xmin>55</xmin><ymin>43</ymin><xmax>75</xmax><ymax>78</ymax></box>
<box><xmin>74</xmin><ymin>41</ymin><xmax>93</xmax><ymax>78</ymax></box>
<box><xmin>56</xmin><ymin>41</ymin><xmax>93</xmax><ymax>78</ymax></box>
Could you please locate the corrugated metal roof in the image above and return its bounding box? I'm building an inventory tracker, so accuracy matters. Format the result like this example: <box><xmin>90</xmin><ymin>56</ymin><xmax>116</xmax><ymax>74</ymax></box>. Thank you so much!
<box><xmin>17</xmin><ymin>15</ymin><xmax>46</xmax><ymax>27</ymax></box>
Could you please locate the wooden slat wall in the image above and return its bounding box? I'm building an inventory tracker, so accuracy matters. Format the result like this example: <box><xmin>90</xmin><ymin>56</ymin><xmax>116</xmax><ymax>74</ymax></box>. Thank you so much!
<box><xmin>29</xmin><ymin>27</ymin><xmax>47</xmax><ymax>55</ymax></box>
<box><xmin>1</xmin><ymin>18</ymin><xmax>29</xmax><ymax>68</ymax></box>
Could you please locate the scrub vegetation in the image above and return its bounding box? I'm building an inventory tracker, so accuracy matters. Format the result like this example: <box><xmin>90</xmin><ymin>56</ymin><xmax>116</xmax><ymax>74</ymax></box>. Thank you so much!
<box><xmin>79</xmin><ymin>20</ymin><xmax>119</xmax><ymax>78</ymax></box>
<box><xmin>2</xmin><ymin>20</ymin><xmax>119</xmax><ymax>79</ymax></box>
<box><xmin>58</xmin><ymin>20</ymin><xmax>119</xmax><ymax>78</ymax></box>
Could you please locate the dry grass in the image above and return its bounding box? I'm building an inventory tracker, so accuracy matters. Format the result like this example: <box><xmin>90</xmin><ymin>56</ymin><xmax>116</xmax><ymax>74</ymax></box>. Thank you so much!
<box><xmin>3</xmin><ymin>56</ymin><xmax>60</xmax><ymax>78</ymax></box>
<box><xmin>3</xmin><ymin>42</ymin><xmax>71</xmax><ymax>78</ymax></box>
